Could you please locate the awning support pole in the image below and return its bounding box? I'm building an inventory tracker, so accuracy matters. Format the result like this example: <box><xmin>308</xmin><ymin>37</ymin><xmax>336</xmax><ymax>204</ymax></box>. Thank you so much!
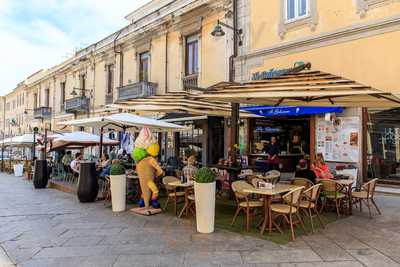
<box><xmin>99</xmin><ymin>127</ymin><xmax>104</xmax><ymax>159</ymax></box>
<box><xmin>230</xmin><ymin>102</ymin><xmax>240</xmax><ymax>165</ymax></box>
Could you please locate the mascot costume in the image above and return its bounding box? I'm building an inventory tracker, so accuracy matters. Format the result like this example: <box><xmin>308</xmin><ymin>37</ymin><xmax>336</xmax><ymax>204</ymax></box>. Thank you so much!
<box><xmin>131</xmin><ymin>127</ymin><xmax>163</xmax><ymax>215</ymax></box>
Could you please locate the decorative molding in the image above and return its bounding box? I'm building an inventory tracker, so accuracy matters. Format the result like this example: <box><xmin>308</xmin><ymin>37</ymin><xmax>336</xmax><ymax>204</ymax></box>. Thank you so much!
<box><xmin>278</xmin><ymin>0</ymin><xmax>318</xmax><ymax>39</ymax></box>
<box><xmin>356</xmin><ymin>0</ymin><xmax>400</xmax><ymax>18</ymax></box>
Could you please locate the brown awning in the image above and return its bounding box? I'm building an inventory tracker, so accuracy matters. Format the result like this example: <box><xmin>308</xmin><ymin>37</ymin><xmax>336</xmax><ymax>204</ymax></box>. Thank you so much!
<box><xmin>198</xmin><ymin>70</ymin><xmax>400</xmax><ymax>107</ymax></box>
<box><xmin>109</xmin><ymin>92</ymin><xmax>255</xmax><ymax>117</ymax></box>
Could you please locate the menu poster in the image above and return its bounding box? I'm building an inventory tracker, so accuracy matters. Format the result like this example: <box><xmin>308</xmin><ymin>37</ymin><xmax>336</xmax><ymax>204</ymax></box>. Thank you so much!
<box><xmin>316</xmin><ymin>116</ymin><xmax>360</xmax><ymax>163</ymax></box>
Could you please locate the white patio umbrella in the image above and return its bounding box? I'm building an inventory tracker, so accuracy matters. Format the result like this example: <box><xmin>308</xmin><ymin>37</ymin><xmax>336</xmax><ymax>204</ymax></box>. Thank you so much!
<box><xmin>50</xmin><ymin>131</ymin><xmax>119</xmax><ymax>151</ymax></box>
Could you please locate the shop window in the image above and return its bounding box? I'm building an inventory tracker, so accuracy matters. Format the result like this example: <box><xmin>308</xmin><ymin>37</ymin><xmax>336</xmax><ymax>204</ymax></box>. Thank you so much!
<box><xmin>367</xmin><ymin>108</ymin><xmax>400</xmax><ymax>184</ymax></box>
<box><xmin>185</xmin><ymin>34</ymin><xmax>199</xmax><ymax>76</ymax></box>
<box><xmin>139</xmin><ymin>52</ymin><xmax>150</xmax><ymax>82</ymax></box>
<box><xmin>278</xmin><ymin>0</ymin><xmax>318</xmax><ymax>39</ymax></box>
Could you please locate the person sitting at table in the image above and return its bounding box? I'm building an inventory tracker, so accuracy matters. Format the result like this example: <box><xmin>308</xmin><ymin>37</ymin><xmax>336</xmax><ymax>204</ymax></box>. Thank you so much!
<box><xmin>311</xmin><ymin>153</ymin><xmax>334</xmax><ymax>180</ymax></box>
<box><xmin>62</xmin><ymin>151</ymin><xmax>72</xmax><ymax>173</ymax></box>
<box><xmin>295</xmin><ymin>159</ymin><xmax>316</xmax><ymax>184</ymax></box>
<box><xmin>70</xmin><ymin>153</ymin><xmax>82</xmax><ymax>175</ymax></box>
<box><xmin>264</xmin><ymin>136</ymin><xmax>280</xmax><ymax>171</ymax></box>
<box><xmin>183</xmin><ymin>155</ymin><xmax>198</xmax><ymax>181</ymax></box>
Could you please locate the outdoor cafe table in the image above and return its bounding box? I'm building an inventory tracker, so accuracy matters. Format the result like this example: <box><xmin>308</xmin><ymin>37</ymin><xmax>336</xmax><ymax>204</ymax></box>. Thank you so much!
<box><xmin>244</xmin><ymin>184</ymin><xmax>302</xmax><ymax>235</ymax></box>
<box><xmin>334</xmin><ymin>179</ymin><xmax>354</xmax><ymax>216</ymax></box>
<box><xmin>168</xmin><ymin>180</ymin><xmax>194</xmax><ymax>218</ymax></box>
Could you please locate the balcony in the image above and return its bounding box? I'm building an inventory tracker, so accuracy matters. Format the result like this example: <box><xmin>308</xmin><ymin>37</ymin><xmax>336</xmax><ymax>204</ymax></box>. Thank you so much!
<box><xmin>105</xmin><ymin>94</ymin><xmax>113</xmax><ymax>105</ymax></box>
<box><xmin>33</xmin><ymin>107</ymin><xmax>52</xmax><ymax>120</ymax></box>
<box><xmin>182</xmin><ymin>74</ymin><xmax>198</xmax><ymax>91</ymax></box>
<box><xmin>65</xmin><ymin>96</ymin><xmax>90</xmax><ymax>114</ymax></box>
<box><xmin>117</xmin><ymin>81</ymin><xmax>157</xmax><ymax>101</ymax></box>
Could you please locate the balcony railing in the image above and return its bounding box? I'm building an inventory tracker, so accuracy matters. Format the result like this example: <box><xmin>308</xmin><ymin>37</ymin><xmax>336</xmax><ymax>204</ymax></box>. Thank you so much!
<box><xmin>65</xmin><ymin>96</ymin><xmax>90</xmax><ymax>114</ymax></box>
<box><xmin>182</xmin><ymin>74</ymin><xmax>198</xmax><ymax>91</ymax></box>
<box><xmin>33</xmin><ymin>107</ymin><xmax>52</xmax><ymax>120</ymax></box>
<box><xmin>117</xmin><ymin>81</ymin><xmax>157</xmax><ymax>101</ymax></box>
<box><xmin>105</xmin><ymin>94</ymin><xmax>113</xmax><ymax>105</ymax></box>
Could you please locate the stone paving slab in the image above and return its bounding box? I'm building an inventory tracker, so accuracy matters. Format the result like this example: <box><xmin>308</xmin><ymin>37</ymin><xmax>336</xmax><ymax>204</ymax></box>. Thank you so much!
<box><xmin>0</xmin><ymin>174</ymin><xmax>400</xmax><ymax>267</ymax></box>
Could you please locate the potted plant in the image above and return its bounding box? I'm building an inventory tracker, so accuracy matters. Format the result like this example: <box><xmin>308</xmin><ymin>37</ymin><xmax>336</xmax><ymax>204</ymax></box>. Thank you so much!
<box><xmin>109</xmin><ymin>161</ymin><xmax>126</xmax><ymax>212</ymax></box>
<box><xmin>194</xmin><ymin>167</ymin><xmax>216</xmax><ymax>233</ymax></box>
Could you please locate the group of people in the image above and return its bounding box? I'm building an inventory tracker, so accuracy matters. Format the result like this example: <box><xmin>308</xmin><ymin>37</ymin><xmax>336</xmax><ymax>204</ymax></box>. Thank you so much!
<box><xmin>295</xmin><ymin>153</ymin><xmax>334</xmax><ymax>183</ymax></box>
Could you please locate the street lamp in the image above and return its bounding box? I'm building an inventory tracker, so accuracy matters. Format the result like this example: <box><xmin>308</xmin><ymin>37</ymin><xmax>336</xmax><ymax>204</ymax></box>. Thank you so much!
<box><xmin>211</xmin><ymin>20</ymin><xmax>243</xmax><ymax>46</ymax></box>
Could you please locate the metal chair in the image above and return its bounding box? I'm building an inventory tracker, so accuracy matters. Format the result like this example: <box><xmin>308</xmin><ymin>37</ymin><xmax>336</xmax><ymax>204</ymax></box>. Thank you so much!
<box><xmin>352</xmin><ymin>178</ymin><xmax>381</xmax><ymax>218</ymax></box>
<box><xmin>298</xmin><ymin>183</ymin><xmax>324</xmax><ymax>232</ymax></box>
<box><xmin>162</xmin><ymin>176</ymin><xmax>185</xmax><ymax>215</ymax></box>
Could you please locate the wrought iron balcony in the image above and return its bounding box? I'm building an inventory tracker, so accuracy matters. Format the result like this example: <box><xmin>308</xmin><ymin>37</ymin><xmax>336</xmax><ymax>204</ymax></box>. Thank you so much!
<box><xmin>33</xmin><ymin>107</ymin><xmax>52</xmax><ymax>120</ymax></box>
<box><xmin>117</xmin><ymin>81</ymin><xmax>157</xmax><ymax>101</ymax></box>
<box><xmin>64</xmin><ymin>96</ymin><xmax>90</xmax><ymax>114</ymax></box>
<box><xmin>182</xmin><ymin>74</ymin><xmax>198</xmax><ymax>91</ymax></box>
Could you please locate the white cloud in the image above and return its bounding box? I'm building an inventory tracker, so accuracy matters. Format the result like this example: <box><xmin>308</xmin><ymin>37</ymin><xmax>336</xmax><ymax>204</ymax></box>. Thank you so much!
<box><xmin>0</xmin><ymin>0</ymin><xmax>151</xmax><ymax>95</ymax></box>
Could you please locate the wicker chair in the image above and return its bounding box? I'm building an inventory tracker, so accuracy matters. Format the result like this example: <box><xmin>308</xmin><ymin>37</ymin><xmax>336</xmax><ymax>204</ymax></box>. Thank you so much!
<box><xmin>264</xmin><ymin>170</ymin><xmax>281</xmax><ymax>183</ymax></box>
<box><xmin>162</xmin><ymin>176</ymin><xmax>185</xmax><ymax>215</ymax></box>
<box><xmin>320</xmin><ymin>180</ymin><xmax>346</xmax><ymax>217</ymax></box>
<box><xmin>271</xmin><ymin>186</ymin><xmax>306</xmax><ymax>241</ymax></box>
<box><xmin>231</xmin><ymin>181</ymin><xmax>264</xmax><ymax>232</ymax></box>
<box><xmin>291</xmin><ymin>177</ymin><xmax>314</xmax><ymax>189</ymax></box>
<box><xmin>352</xmin><ymin>178</ymin><xmax>381</xmax><ymax>218</ymax></box>
<box><xmin>298</xmin><ymin>183</ymin><xmax>324</xmax><ymax>232</ymax></box>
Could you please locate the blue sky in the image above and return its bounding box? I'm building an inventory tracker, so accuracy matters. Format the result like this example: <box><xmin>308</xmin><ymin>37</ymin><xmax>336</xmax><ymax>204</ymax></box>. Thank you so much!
<box><xmin>0</xmin><ymin>0</ymin><xmax>151</xmax><ymax>95</ymax></box>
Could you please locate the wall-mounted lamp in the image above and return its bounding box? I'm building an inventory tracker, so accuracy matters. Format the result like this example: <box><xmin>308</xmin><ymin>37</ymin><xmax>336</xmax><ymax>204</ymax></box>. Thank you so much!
<box><xmin>211</xmin><ymin>20</ymin><xmax>243</xmax><ymax>46</ymax></box>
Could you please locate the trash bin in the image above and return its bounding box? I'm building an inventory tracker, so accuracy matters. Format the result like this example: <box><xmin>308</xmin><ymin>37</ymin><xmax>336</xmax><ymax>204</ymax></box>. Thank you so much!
<box><xmin>13</xmin><ymin>164</ymin><xmax>24</xmax><ymax>177</ymax></box>
<box><xmin>110</xmin><ymin>174</ymin><xmax>126</xmax><ymax>212</ymax></box>
<box><xmin>77</xmin><ymin>161</ymin><xmax>98</xmax><ymax>203</ymax></box>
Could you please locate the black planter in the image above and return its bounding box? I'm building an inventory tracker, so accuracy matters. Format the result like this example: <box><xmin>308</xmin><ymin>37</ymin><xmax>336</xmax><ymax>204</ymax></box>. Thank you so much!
<box><xmin>77</xmin><ymin>161</ymin><xmax>99</xmax><ymax>203</ymax></box>
<box><xmin>33</xmin><ymin>160</ymin><xmax>48</xmax><ymax>189</ymax></box>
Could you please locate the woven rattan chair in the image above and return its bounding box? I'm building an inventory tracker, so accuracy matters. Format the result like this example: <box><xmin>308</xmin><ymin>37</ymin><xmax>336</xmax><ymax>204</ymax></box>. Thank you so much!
<box><xmin>271</xmin><ymin>186</ymin><xmax>306</xmax><ymax>241</ymax></box>
<box><xmin>231</xmin><ymin>181</ymin><xmax>263</xmax><ymax>232</ymax></box>
<box><xmin>352</xmin><ymin>178</ymin><xmax>381</xmax><ymax>218</ymax></box>
<box><xmin>250</xmin><ymin>177</ymin><xmax>264</xmax><ymax>188</ymax></box>
<box><xmin>320</xmin><ymin>180</ymin><xmax>346</xmax><ymax>217</ymax></box>
<box><xmin>291</xmin><ymin>177</ymin><xmax>314</xmax><ymax>189</ymax></box>
<box><xmin>162</xmin><ymin>176</ymin><xmax>185</xmax><ymax>214</ymax></box>
<box><xmin>298</xmin><ymin>183</ymin><xmax>324</xmax><ymax>232</ymax></box>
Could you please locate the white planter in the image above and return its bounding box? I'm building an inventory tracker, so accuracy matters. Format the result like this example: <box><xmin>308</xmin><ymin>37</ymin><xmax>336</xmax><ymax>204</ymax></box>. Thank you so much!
<box><xmin>13</xmin><ymin>164</ymin><xmax>24</xmax><ymax>177</ymax></box>
<box><xmin>194</xmin><ymin>181</ymin><xmax>216</xmax><ymax>234</ymax></box>
<box><xmin>110</xmin><ymin>174</ymin><xmax>126</xmax><ymax>212</ymax></box>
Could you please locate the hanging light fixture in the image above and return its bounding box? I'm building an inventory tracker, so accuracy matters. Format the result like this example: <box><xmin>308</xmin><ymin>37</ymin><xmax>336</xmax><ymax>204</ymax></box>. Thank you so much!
<box><xmin>211</xmin><ymin>24</ymin><xmax>225</xmax><ymax>37</ymax></box>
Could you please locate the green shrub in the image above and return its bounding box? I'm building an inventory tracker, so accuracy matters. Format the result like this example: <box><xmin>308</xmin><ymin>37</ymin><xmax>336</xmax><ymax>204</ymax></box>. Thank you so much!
<box><xmin>110</xmin><ymin>163</ymin><xmax>126</xmax><ymax>176</ymax></box>
<box><xmin>194</xmin><ymin>167</ymin><xmax>216</xmax><ymax>183</ymax></box>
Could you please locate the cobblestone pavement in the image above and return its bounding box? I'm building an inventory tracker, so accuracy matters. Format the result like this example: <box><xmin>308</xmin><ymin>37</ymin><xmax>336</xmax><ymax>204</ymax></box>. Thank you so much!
<box><xmin>0</xmin><ymin>174</ymin><xmax>399</xmax><ymax>267</ymax></box>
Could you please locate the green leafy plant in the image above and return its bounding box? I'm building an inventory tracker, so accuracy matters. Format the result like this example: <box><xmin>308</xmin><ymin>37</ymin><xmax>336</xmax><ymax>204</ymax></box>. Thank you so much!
<box><xmin>194</xmin><ymin>167</ymin><xmax>216</xmax><ymax>183</ymax></box>
<box><xmin>110</xmin><ymin>163</ymin><xmax>126</xmax><ymax>176</ymax></box>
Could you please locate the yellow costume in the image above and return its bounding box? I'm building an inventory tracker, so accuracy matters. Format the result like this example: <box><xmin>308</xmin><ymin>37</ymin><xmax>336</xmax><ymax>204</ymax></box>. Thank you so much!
<box><xmin>136</xmin><ymin>156</ymin><xmax>163</xmax><ymax>208</ymax></box>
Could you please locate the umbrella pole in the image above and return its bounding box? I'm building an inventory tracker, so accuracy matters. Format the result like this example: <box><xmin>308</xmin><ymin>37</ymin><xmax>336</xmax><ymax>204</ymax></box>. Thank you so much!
<box><xmin>99</xmin><ymin>127</ymin><xmax>104</xmax><ymax>159</ymax></box>
<box><xmin>44</xmin><ymin>128</ymin><xmax>48</xmax><ymax>160</ymax></box>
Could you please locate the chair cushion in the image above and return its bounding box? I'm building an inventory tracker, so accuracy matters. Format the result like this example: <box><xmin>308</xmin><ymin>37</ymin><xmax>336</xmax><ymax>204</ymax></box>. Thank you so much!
<box><xmin>271</xmin><ymin>204</ymin><xmax>297</xmax><ymax>214</ymax></box>
<box><xmin>324</xmin><ymin>192</ymin><xmax>346</xmax><ymax>199</ymax></box>
<box><xmin>352</xmin><ymin>191</ymin><xmax>369</xmax><ymax>199</ymax></box>
<box><xmin>188</xmin><ymin>194</ymin><xmax>195</xmax><ymax>201</ymax></box>
<box><xmin>299</xmin><ymin>200</ymin><xmax>315</xmax><ymax>209</ymax></box>
<box><xmin>239</xmin><ymin>201</ymin><xmax>264</xmax><ymax>208</ymax></box>
<box><xmin>168</xmin><ymin>192</ymin><xmax>185</xmax><ymax>197</ymax></box>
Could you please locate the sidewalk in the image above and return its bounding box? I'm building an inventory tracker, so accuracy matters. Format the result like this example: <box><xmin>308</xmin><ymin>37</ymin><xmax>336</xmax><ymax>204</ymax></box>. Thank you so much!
<box><xmin>0</xmin><ymin>173</ymin><xmax>400</xmax><ymax>267</ymax></box>
<box><xmin>0</xmin><ymin>246</ymin><xmax>15</xmax><ymax>267</ymax></box>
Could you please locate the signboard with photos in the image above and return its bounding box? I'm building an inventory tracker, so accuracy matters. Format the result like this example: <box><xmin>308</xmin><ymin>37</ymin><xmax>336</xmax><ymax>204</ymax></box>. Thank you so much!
<box><xmin>316</xmin><ymin>116</ymin><xmax>360</xmax><ymax>163</ymax></box>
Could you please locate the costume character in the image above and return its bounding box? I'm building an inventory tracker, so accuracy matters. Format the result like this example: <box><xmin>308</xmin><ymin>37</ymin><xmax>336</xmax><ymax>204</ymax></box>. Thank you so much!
<box><xmin>133</xmin><ymin>128</ymin><xmax>163</xmax><ymax>209</ymax></box>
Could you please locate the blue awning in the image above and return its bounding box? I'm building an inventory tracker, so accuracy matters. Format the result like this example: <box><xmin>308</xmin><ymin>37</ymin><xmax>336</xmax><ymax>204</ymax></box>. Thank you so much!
<box><xmin>241</xmin><ymin>106</ymin><xmax>344</xmax><ymax>117</ymax></box>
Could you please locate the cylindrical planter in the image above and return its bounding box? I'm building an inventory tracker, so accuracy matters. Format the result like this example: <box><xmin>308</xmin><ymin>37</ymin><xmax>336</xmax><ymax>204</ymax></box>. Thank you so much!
<box><xmin>194</xmin><ymin>181</ymin><xmax>216</xmax><ymax>234</ymax></box>
<box><xmin>33</xmin><ymin>160</ymin><xmax>48</xmax><ymax>189</ymax></box>
<box><xmin>110</xmin><ymin>174</ymin><xmax>126</xmax><ymax>212</ymax></box>
<box><xmin>77</xmin><ymin>161</ymin><xmax>99</xmax><ymax>203</ymax></box>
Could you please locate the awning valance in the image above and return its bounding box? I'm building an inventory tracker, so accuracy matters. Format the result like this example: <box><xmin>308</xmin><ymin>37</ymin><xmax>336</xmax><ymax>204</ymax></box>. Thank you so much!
<box><xmin>242</xmin><ymin>106</ymin><xmax>344</xmax><ymax>117</ymax></box>
<box><xmin>198</xmin><ymin>70</ymin><xmax>400</xmax><ymax>108</ymax></box>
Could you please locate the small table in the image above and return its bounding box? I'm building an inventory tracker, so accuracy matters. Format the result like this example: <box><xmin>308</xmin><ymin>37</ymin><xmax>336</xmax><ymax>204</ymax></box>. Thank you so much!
<box><xmin>244</xmin><ymin>184</ymin><xmax>301</xmax><ymax>235</ymax></box>
<box><xmin>126</xmin><ymin>173</ymin><xmax>140</xmax><ymax>200</ymax></box>
<box><xmin>168</xmin><ymin>180</ymin><xmax>194</xmax><ymax>218</ymax></box>
<box><xmin>336</xmin><ymin>179</ymin><xmax>354</xmax><ymax>215</ymax></box>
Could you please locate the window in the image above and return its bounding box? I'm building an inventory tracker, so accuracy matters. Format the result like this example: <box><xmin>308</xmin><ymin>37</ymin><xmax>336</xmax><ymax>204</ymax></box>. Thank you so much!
<box><xmin>45</xmin><ymin>88</ymin><xmax>50</xmax><ymax>107</ymax></box>
<box><xmin>79</xmin><ymin>74</ymin><xmax>86</xmax><ymax>96</ymax></box>
<box><xmin>185</xmin><ymin>35</ymin><xmax>199</xmax><ymax>76</ymax></box>
<box><xmin>139</xmin><ymin>52</ymin><xmax>150</xmax><ymax>82</ymax></box>
<box><xmin>286</xmin><ymin>0</ymin><xmax>309</xmax><ymax>22</ymax></box>
<box><xmin>33</xmin><ymin>93</ymin><xmax>37</xmax><ymax>109</ymax></box>
<box><xmin>106</xmin><ymin>64</ymin><xmax>114</xmax><ymax>95</ymax></box>
<box><xmin>60</xmin><ymin>82</ymin><xmax>66</xmax><ymax>109</ymax></box>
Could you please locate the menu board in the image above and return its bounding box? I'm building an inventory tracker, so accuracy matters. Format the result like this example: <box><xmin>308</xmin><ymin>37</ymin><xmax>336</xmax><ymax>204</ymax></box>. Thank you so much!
<box><xmin>316</xmin><ymin>116</ymin><xmax>360</xmax><ymax>163</ymax></box>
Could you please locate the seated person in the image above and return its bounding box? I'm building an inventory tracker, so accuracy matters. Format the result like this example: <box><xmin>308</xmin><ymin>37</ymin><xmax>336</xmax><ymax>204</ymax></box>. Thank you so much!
<box><xmin>62</xmin><ymin>151</ymin><xmax>72</xmax><ymax>173</ymax></box>
<box><xmin>182</xmin><ymin>155</ymin><xmax>198</xmax><ymax>181</ymax></box>
<box><xmin>295</xmin><ymin>159</ymin><xmax>316</xmax><ymax>184</ymax></box>
<box><xmin>311</xmin><ymin>153</ymin><xmax>334</xmax><ymax>180</ymax></box>
<box><xmin>99</xmin><ymin>153</ymin><xmax>111</xmax><ymax>169</ymax></box>
<box><xmin>70</xmin><ymin>153</ymin><xmax>83</xmax><ymax>175</ymax></box>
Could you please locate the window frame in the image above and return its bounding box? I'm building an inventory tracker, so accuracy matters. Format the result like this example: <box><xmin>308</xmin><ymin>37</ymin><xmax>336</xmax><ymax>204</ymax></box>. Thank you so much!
<box><xmin>106</xmin><ymin>64</ymin><xmax>114</xmax><ymax>95</ymax></box>
<box><xmin>185</xmin><ymin>34</ymin><xmax>200</xmax><ymax>76</ymax></box>
<box><xmin>60</xmin><ymin>81</ymin><xmax>66</xmax><ymax>110</ymax></box>
<box><xmin>285</xmin><ymin>0</ymin><xmax>310</xmax><ymax>23</ymax></box>
<box><xmin>139</xmin><ymin>52</ymin><xmax>150</xmax><ymax>82</ymax></box>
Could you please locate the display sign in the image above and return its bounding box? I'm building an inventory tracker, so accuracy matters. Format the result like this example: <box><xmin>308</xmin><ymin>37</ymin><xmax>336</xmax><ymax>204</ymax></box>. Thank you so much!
<box><xmin>251</xmin><ymin>62</ymin><xmax>311</xmax><ymax>80</ymax></box>
<box><xmin>316</xmin><ymin>116</ymin><xmax>360</xmax><ymax>163</ymax></box>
